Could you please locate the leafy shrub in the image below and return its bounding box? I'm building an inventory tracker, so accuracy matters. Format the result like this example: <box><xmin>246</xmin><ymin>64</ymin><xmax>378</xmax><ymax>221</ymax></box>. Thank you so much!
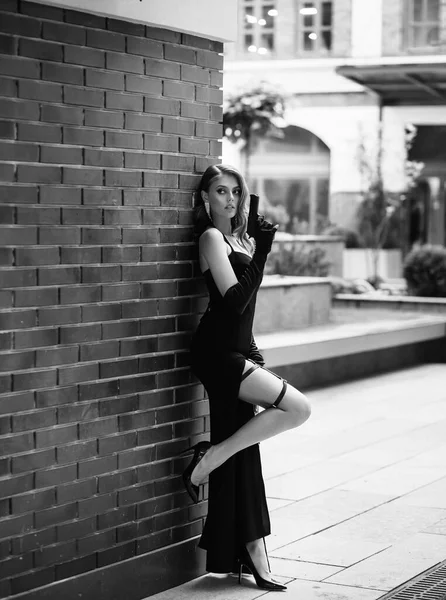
<box><xmin>403</xmin><ymin>245</ymin><xmax>446</xmax><ymax>297</ymax></box>
<box><xmin>323</xmin><ymin>225</ymin><xmax>362</xmax><ymax>249</ymax></box>
<box><xmin>269</xmin><ymin>245</ymin><xmax>330</xmax><ymax>277</ymax></box>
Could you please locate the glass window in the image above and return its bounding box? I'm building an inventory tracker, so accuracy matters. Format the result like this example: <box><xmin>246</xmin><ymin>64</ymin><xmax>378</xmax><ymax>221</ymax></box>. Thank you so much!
<box><xmin>407</xmin><ymin>0</ymin><xmax>440</xmax><ymax>47</ymax></box>
<box><xmin>242</xmin><ymin>0</ymin><xmax>278</xmax><ymax>56</ymax></box>
<box><xmin>298</xmin><ymin>0</ymin><xmax>333</xmax><ymax>55</ymax></box>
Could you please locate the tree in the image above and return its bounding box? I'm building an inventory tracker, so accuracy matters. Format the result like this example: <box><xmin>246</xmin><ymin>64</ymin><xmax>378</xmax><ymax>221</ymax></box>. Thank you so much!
<box><xmin>356</xmin><ymin>123</ymin><xmax>424</xmax><ymax>285</ymax></box>
<box><xmin>223</xmin><ymin>82</ymin><xmax>286</xmax><ymax>182</ymax></box>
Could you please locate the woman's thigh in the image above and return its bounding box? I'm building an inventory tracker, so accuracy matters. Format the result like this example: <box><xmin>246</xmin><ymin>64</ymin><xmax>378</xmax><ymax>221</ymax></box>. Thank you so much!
<box><xmin>239</xmin><ymin>361</ymin><xmax>311</xmax><ymax>425</ymax></box>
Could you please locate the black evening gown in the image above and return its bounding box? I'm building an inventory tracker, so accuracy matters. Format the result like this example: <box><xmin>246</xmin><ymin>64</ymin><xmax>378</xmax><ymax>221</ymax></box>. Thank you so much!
<box><xmin>190</xmin><ymin>237</ymin><xmax>271</xmax><ymax>573</ymax></box>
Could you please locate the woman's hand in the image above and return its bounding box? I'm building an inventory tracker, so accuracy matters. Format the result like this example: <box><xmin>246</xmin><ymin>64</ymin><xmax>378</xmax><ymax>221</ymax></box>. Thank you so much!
<box><xmin>254</xmin><ymin>216</ymin><xmax>278</xmax><ymax>256</ymax></box>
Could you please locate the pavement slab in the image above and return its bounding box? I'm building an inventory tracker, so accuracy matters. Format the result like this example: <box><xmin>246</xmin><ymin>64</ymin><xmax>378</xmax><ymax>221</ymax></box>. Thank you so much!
<box><xmin>146</xmin><ymin>364</ymin><xmax>446</xmax><ymax>600</ymax></box>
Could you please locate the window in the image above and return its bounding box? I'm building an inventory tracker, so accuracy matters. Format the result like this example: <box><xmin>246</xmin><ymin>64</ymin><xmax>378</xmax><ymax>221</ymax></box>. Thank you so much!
<box><xmin>242</xmin><ymin>0</ymin><xmax>278</xmax><ymax>56</ymax></box>
<box><xmin>297</xmin><ymin>1</ymin><xmax>333</xmax><ymax>54</ymax></box>
<box><xmin>407</xmin><ymin>0</ymin><xmax>440</xmax><ymax>48</ymax></box>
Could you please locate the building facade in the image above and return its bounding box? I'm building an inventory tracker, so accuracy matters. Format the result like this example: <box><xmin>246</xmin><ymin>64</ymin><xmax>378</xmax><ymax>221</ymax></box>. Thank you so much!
<box><xmin>223</xmin><ymin>0</ymin><xmax>446</xmax><ymax>248</ymax></box>
<box><xmin>0</xmin><ymin>1</ymin><xmax>234</xmax><ymax>598</ymax></box>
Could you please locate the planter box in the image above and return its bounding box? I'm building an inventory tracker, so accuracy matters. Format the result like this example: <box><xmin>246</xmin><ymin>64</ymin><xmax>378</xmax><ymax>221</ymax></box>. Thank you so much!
<box><xmin>254</xmin><ymin>275</ymin><xmax>331</xmax><ymax>334</ymax></box>
<box><xmin>334</xmin><ymin>294</ymin><xmax>446</xmax><ymax>315</ymax></box>
<box><xmin>343</xmin><ymin>249</ymin><xmax>403</xmax><ymax>279</ymax></box>
<box><xmin>268</xmin><ymin>234</ymin><xmax>344</xmax><ymax>277</ymax></box>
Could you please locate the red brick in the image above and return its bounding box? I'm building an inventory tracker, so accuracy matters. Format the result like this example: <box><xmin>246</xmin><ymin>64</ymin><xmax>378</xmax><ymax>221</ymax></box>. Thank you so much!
<box><xmin>196</xmin><ymin>120</ymin><xmax>222</xmax><ymax>138</ymax></box>
<box><xmin>103</xmin><ymin>208</ymin><xmax>141</xmax><ymax>225</ymax></box>
<box><xmin>65</xmin><ymin>10</ymin><xmax>106</xmax><ymax>28</ymax></box>
<box><xmin>144</xmin><ymin>133</ymin><xmax>178</xmax><ymax>152</ymax></box>
<box><xmin>121</xmin><ymin>264</ymin><xmax>157</xmax><ymax>282</ymax></box>
<box><xmin>0</xmin><ymin>267</ymin><xmax>36</xmax><ymax>287</ymax></box>
<box><xmin>42</xmin><ymin>62</ymin><xmax>83</xmax><ymax>86</ymax></box>
<box><xmin>81</xmin><ymin>265</ymin><xmax>121</xmax><ymax>283</ymax></box>
<box><xmin>19</xmin><ymin>38</ymin><xmax>63</xmax><ymax>62</ymax></box>
<box><xmin>164</xmin><ymin>44</ymin><xmax>196</xmax><ymax>64</ymax></box>
<box><xmin>125</xmin><ymin>74</ymin><xmax>162</xmax><ymax>95</ymax></box>
<box><xmin>105</xmin><ymin>91</ymin><xmax>143</xmax><ymax>112</ymax></box>
<box><xmin>38</xmin><ymin>266</ymin><xmax>81</xmax><ymax>285</ymax></box>
<box><xmin>41</xmin><ymin>145</ymin><xmax>83</xmax><ymax>165</ymax></box>
<box><xmin>41</xmin><ymin>104</ymin><xmax>83</xmax><ymax>126</ymax></box>
<box><xmin>0</xmin><ymin>55</ymin><xmax>39</xmax><ymax>80</ymax></box>
<box><xmin>125</xmin><ymin>112</ymin><xmax>161</xmax><ymax>132</ymax></box>
<box><xmin>144</xmin><ymin>172</ymin><xmax>178</xmax><ymax>189</ymax></box>
<box><xmin>121</xmin><ymin>227</ymin><xmax>158</xmax><ymax>244</ymax></box>
<box><xmin>60</xmin><ymin>323</ymin><xmax>101</xmax><ymax>344</ymax></box>
<box><xmin>57</xmin><ymin>440</ymin><xmax>97</xmax><ymax>464</ymax></box>
<box><xmin>15</xmin><ymin>328</ymin><xmax>58</xmax><ymax>350</ymax></box>
<box><xmin>145</xmin><ymin>58</ymin><xmax>180</xmax><ymax>79</ymax></box>
<box><xmin>78</xmin><ymin>455</ymin><xmax>117</xmax><ymax>479</ymax></box>
<box><xmin>85</xmin><ymin>108</ymin><xmax>123</xmax><ymax>129</ymax></box>
<box><xmin>123</xmin><ymin>189</ymin><xmax>159</xmax><ymax>206</ymax></box>
<box><xmin>124</xmin><ymin>152</ymin><xmax>160</xmax><ymax>170</ymax></box>
<box><xmin>63</xmin><ymin>166</ymin><xmax>103</xmax><ymax>186</ymax></box>
<box><xmin>160</xmin><ymin>190</ymin><xmax>193</xmax><ymax>208</ymax></box>
<box><xmin>162</xmin><ymin>116</ymin><xmax>194</xmax><ymax>136</ymax></box>
<box><xmin>83</xmin><ymin>188</ymin><xmax>122</xmax><ymax>205</ymax></box>
<box><xmin>197</xmin><ymin>49</ymin><xmax>224</xmax><ymax>69</ymax></box>
<box><xmin>34</xmin><ymin>540</ymin><xmax>77</xmax><ymax>568</ymax></box>
<box><xmin>101</xmin><ymin>283</ymin><xmax>139</xmax><ymax>302</ymax></box>
<box><xmin>17</xmin><ymin>165</ymin><xmax>61</xmax><ymax>184</ymax></box>
<box><xmin>181</xmin><ymin>64</ymin><xmax>210</xmax><ymax>85</ymax></box>
<box><xmin>34</xmin><ymin>502</ymin><xmax>77</xmax><ymax>529</ymax></box>
<box><xmin>102</xmin><ymin>246</ymin><xmax>140</xmax><ymax>262</ymax></box>
<box><xmin>21</xmin><ymin>2</ymin><xmax>63</xmax><ymax>20</ymax></box>
<box><xmin>82</xmin><ymin>227</ymin><xmax>121</xmax><ymax>245</ymax></box>
<box><xmin>108</xmin><ymin>19</ymin><xmax>145</xmax><ymax>36</ymax></box>
<box><xmin>210</xmin><ymin>103</ymin><xmax>223</xmax><ymax>121</ymax></box>
<box><xmin>35</xmin><ymin>464</ymin><xmax>77</xmax><ymax>489</ymax></box>
<box><xmin>0</xmin><ymin>225</ymin><xmax>37</xmax><ymax>245</ymax></box>
<box><xmin>57</xmin><ymin>479</ymin><xmax>97</xmax><ymax>504</ymax></box>
<box><xmin>18</xmin><ymin>80</ymin><xmax>62</xmax><ymax>103</ymax></box>
<box><xmin>196</xmin><ymin>85</ymin><xmax>223</xmax><ymax>104</ymax></box>
<box><xmin>42</xmin><ymin>21</ymin><xmax>86</xmax><ymax>45</ymax></box>
<box><xmin>11</xmin><ymin>448</ymin><xmax>55</xmax><ymax>474</ymax></box>
<box><xmin>106</xmin><ymin>51</ymin><xmax>144</xmax><ymax>74</ymax></box>
<box><xmin>63</xmin><ymin>126</ymin><xmax>104</xmax><ymax>147</ymax></box>
<box><xmin>60</xmin><ymin>246</ymin><xmax>101</xmax><ymax>264</ymax></box>
<box><xmin>40</xmin><ymin>186</ymin><xmax>81</xmax><ymax>205</ymax></box>
<box><xmin>86</xmin><ymin>29</ymin><xmax>125</xmax><ymax>52</ymax></box>
<box><xmin>0</xmin><ymin>185</ymin><xmax>37</xmax><ymax>204</ymax></box>
<box><xmin>163</xmin><ymin>80</ymin><xmax>194</xmax><ymax>100</ymax></box>
<box><xmin>64</xmin><ymin>44</ymin><xmax>105</xmax><ymax>68</ymax></box>
<box><xmin>210</xmin><ymin>70</ymin><xmax>223</xmax><ymax>87</ymax></box>
<box><xmin>0</xmin><ymin>163</ymin><xmax>14</xmax><ymax>182</ymax></box>
<box><xmin>15</xmin><ymin>288</ymin><xmax>57</xmax><ymax>308</ymax></box>
<box><xmin>17</xmin><ymin>123</ymin><xmax>61</xmax><ymax>144</ymax></box>
<box><xmin>144</xmin><ymin>96</ymin><xmax>180</xmax><ymax>116</ymax></box>
<box><xmin>182</xmin><ymin>34</ymin><xmax>223</xmax><ymax>53</ymax></box>
<box><xmin>86</xmin><ymin>68</ymin><xmax>125</xmax><ymax>91</ymax></box>
<box><xmin>62</xmin><ymin>207</ymin><xmax>102</xmax><ymax>225</ymax></box>
<box><xmin>0</xmin><ymin>33</ymin><xmax>18</xmax><ymax>55</ymax></box>
<box><xmin>39</xmin><ymin>226</ymin><xmax>80</xmax><ymax>244</ymax></box>
<box><xmin>0</xmin><ymin>120</ymin><xmax>14</xmax><ymax>140</ymax></box>
<box><xmin>85</xmin><ymin>149</ymin><xmax>123</xmax><ymax>168</ymax></box>
<box><xmin>0</xmin><ymin>12</ymin><xmax>41</xmax><ymax>37</ymax></box>
<box><xmin>105</xmin><ymin>130</ymin><xmax>143</xmax><ymax>149</ymax></box>
<box><xmin>59</xmin><ymin>285</ymin><xmax>101</xmax><ymax>305</ymax></box>
<box><xmin>64</xmin><ymin>85</ymin><xmax>104</xmax><ymax>108</ymax></box>
<box><xmin>36</xmin><ymin>346</ymin><xmax>79</xmax><ymax>368</ymax></box>
<box><xmin>0</xmin><ymin>140</ymin><xmax>38</xmax><ymax>161</ymax></box>
<box><xmin>162</xmin><ymin>154</ymin><xmax>194</xmax><ymax>172</ymax></box>
<box><xmin>180</xmin><ymin>137</ymin><xmax>209</xmax><ymax>155</ymax></box>
<box><xmin>195</xmin><ymin>156</ymin><xmax>220</xmax><ymax>172</ymax></box>
<box><xmin>210</xmin><ymin>139</ymin><xmax>222</xmax><ymax>155</ymax></box>
<box><xmin>0</xmin><ymin>391</ymin><xmax>34</xmax><ymax>416</ymax></box>
<box><xmin>146</xmin><ymin>27</ymin><xmax>181</xmax><ymax>43</ymax></box>
<box><xmin>0</xmin><ymin>513</ymin><xmax>33</xmax><ymax>540</ymax></box>
<box><xmin>0</xmin><ymin>76</ymin><xmax>17</xmax><ymax>97</ymax></box>
<box><xmin>0</xmin><ymin>350</ymin><xmax>34</xmax><ymax>372</ymax></box>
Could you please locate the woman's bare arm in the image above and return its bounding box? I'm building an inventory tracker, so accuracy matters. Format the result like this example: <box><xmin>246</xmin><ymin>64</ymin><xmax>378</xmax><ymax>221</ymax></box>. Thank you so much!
<box><xmin>200</xmin><ymin>228</ymin><xmax>238</xmax><ymax>296</ymax></box>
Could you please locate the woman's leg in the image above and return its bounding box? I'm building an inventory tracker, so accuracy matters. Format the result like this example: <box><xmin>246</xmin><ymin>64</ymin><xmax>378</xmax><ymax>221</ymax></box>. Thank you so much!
<box><xmin>191</xmin><ymin>361</ymin><xmax>311</xmax><ymax>486</ymax></box>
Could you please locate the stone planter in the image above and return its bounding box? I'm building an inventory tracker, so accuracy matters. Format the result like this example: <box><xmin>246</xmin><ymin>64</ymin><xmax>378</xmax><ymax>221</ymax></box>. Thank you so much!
<box><xmin>343</xmin><ymin>249</ymin><xmax>403</xmax><ymax>279</ymax></box>
<box><xmin>254</xmin><ymin>275</ymin><xmax>331</xmax><ymax>334</ymax></box>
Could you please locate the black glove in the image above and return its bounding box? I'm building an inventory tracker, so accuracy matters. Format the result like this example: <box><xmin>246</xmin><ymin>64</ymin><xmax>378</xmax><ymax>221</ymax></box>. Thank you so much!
<box><xmin>253</xmin><ymin>215</ymin><xmax>278</xmax><ymax>256</ymax></box>
<box><xmin>222</xmin><ymin>218</ymin><xmax>278</xmax><ymax>316</ymax></box>
<box><xmin>249</xmin><ymin>334</ymin><xmax>265</xmax><ymax>367</ymax></box>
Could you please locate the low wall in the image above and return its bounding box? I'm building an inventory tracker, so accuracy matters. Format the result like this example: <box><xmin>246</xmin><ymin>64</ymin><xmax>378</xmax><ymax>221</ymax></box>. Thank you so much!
<box><xmin>254</xmin><ymin>275</ymin><xmax>331</xmax><ymax>334</ymax></box>
<box><xmin>334</xmin><ymin>294</ymin><xmax>446</xmax><ymax>314</ymax></box>
<box><xmin>268</xmin><ymin>235</ymin><xmax>344</xmax><ymax>277</ymax></box>
<box><xmin>343</xmin><ymin>249</ymin><xmax>403</xmax><ymax>279</ymax></box>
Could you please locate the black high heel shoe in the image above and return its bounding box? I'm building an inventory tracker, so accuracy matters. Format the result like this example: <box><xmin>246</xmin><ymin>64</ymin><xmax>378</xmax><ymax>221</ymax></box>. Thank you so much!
<box><xmin>238</xmin><ymin>544</ymin><xmax>287</xmax><ymax>591</ymax></box>
<box><xmin>181</xmin><ymin>441</ymin><xmax>212</xmax><ymax>504</ymax></box>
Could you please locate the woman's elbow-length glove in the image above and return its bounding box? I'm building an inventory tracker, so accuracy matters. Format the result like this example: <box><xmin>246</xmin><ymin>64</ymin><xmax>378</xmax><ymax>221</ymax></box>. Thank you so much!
<box><xmin>222</xmin><ymin>216</ymin><xmax>278</xmax><ymax>315</ymax></box>
<box><xmin>249</xmin><ymin>334</ymin><xmax>265</xmax><ymax>367</ymax></box>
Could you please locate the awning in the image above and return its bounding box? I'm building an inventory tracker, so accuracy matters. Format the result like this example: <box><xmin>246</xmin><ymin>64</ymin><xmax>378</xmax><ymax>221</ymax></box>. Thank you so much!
<box><xmin>336</xmin><ymin>62</ymin><xmax>446</xmax><ymax>105</ymax></box>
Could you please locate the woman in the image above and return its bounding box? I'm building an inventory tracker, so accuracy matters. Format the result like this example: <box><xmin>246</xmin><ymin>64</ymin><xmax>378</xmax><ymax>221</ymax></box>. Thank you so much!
<box><xmin>183</xmin><ymin>165</ymin><xmax>311</xmax><ymax>591</ymax></box>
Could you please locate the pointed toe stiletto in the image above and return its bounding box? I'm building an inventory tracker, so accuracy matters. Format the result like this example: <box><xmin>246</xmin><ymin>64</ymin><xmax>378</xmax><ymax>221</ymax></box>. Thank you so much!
<box><xmin>238</xmin><ymin>546</ymin><xmax>287</xmax><ymax>592</ymax></box>
<box><xmin>181</xmin><ymin>441</ymin><xmax>212</xmax><ymax>504</ymax></box>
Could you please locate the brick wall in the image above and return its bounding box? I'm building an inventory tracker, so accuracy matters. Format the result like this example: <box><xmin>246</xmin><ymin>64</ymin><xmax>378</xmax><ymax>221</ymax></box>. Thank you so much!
<box><xmin>0</xmin><ymin>1</ymin><xmax>222</xmax><ymax>597</ymax></box>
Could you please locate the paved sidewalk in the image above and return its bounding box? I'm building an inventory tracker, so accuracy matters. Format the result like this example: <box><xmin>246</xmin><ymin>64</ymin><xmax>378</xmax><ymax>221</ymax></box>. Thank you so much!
<box><xmin>148</xmin><ymin>363</ymin><xmax>446</xmax><ymax>600</ymax></box>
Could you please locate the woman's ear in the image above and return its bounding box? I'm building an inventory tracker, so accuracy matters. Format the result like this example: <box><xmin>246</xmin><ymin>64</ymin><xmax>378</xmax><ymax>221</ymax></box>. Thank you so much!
<box><xmin>201</xmin><ymin>190</ymin><xmax>208</xmax><ymax>203</ymax></box>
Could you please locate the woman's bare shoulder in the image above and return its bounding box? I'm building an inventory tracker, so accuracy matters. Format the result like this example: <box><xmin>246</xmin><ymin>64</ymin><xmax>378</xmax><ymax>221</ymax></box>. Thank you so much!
<box><xmin>199</xmin><ymin>227</ymin><xmax>225</xmax><ymax>250</ymax></box>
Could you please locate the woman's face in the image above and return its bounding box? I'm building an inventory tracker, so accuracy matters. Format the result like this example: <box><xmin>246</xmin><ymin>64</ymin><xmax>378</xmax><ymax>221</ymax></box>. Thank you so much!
<box><xmin>202</xmin><ymin>174</ymin><xmax>241</xmax><ymax>221</ymax></box>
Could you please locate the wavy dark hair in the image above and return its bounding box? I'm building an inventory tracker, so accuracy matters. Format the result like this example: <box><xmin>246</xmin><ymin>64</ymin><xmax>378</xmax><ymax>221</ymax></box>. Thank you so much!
<box><xmin>193</xmin><ymin>164</ymin><xmax>254</xmax><ymax>253</ymax></box>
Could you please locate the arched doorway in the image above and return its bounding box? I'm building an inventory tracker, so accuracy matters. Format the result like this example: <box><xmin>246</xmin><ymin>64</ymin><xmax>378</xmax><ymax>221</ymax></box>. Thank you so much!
<box><xmin>249</xmin><ymin>125</ymin><xmax>330</xmax><ymax>234</ymax></box>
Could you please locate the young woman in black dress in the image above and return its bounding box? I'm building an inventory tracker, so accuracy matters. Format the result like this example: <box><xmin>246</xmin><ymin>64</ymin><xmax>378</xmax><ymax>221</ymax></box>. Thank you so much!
<box><xmin>183</xmin><ymin>164</ymin><xmax>311</xmax><ymax>591</ymax></box>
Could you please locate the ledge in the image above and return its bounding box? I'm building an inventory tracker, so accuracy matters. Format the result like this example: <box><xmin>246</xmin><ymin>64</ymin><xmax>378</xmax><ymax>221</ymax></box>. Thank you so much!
<box><xmin>258</xmin><ymin>314</ymin><xmax>446</xmax><ymax>368</ymax></box>
<box><xmin>261</xmin><ymin>275</ymin><xmax>330</xmax><ymax>288</ymax></box>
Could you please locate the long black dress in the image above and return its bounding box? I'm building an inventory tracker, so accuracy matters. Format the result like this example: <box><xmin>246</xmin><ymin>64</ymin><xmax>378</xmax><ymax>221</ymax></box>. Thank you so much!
<box><xmin>190</xmin><ymin>235</ymin><xmax>270</xmax><ymax>573</ymax></box>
